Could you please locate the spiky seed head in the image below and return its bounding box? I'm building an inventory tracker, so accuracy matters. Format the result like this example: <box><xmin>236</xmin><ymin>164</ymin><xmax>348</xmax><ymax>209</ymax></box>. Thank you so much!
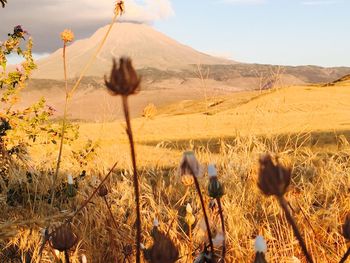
<box><xmin>49</xmin><ymin>222</ymin><xmax>78</xmax><ymax>252</ymax></box>
<box><xmin>105</xmin><ymin>57</ymin><xmax>141</xmax><ymax>96</ymax></box>
<box><xmin>60</xmin><ymin>29</ymin><xmax>74</xmax><ymax>43</ymax></box>
<box><xmin>258</xmin><ymin>153</ymin><xmax>291</xmax><ymax>197</ymax></box>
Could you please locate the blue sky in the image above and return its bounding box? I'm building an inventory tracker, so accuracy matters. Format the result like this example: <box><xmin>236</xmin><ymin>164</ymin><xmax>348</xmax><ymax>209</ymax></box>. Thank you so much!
<box><xmin>154</xmin><ymin>0</ymin><xmax>350</xmax><ymax>67</ymax></box>
<box><xmin>2</xmin><ymin>0</ymin><xmax>349</xmax><ymax>67</ymax></box>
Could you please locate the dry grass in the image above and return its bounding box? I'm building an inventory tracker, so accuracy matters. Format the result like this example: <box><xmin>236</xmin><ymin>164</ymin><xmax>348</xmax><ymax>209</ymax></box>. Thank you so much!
<box><xmin>1</xmin><ymin>83</ymin><xmax>350</xmax><ymax>262</ymax></box>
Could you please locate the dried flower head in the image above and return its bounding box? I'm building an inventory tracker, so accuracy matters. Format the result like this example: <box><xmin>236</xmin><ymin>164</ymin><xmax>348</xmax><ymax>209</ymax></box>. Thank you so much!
<box><xmin>60</xmin><ymin>29</ymin><xmax>74</xmax><ymax>43</ymax></box>
<box><xmin>207</xmin><ymin>164</ymin><xmax>224</xmax><ymax>199</ymax></box>
<box><xmin>342</xmin><ymin>214</ymin><xmax>350</xmax><ymax>240</ymax></box>
<box><xmin>1</xmin><ymin>0</ymin><xmax>7</xmax><ymax>8</ymax></box>
<box><xmin>178</xmin><ymin>151</ymin><xmax>203</xmax><ymax>186</ymax></box>
<box><xmin>98</xmin><ymin>184</ymin><xmax>108</xmax><ymax>197</ymax></box>
<box><xmin>254</xmin><ymin>235</ymin><xmax>268</xmax><ymax>263</ymax></box>
<box><xmin>144</xmin><ymin>225</ymin><xmax>179</xmax><ymax>263</ymax></box>
<box><xmin>258</xmin><ymin>154</ymin><xmax>291</xmax><ymax>197</ymax></box>
<box><xmin>115</xmin><ymin>0</ymin><xmax>125</xmax><ymax>16</ymax></box>
<box><xmin>105</xmin><ymin>57</ymin><xmax>141</xmax><ymax>96</ymax></box>
<box><xmin>49</xmin><ymin>222</ymin><xmax>78</xmax><ymax>252</ymax></box>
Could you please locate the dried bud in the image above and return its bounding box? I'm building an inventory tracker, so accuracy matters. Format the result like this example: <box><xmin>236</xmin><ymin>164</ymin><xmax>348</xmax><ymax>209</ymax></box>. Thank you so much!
<box><xmin>66</xmin><ymin>175</ymin><xmax>77</xmax><ymax>198</ymax></box>
<box><xmin>60</xmin><ymin>29</ymin><xmax>74</xmax><ymax>43</ymax></box>
<box><xmin>114</xmin><ymin>0</ymin><xmax>125</xmax><ymax>16</ymax></box>
<box><xmin>105</xmin><ymin>57</ymin><xmax>141</xmax><ymax>96</ymax></box>
<box><xmin>144</xmin><ymin>227</ymin><xmax>179</xmax><ymax>263</ymax></box>
<box><xmin>50</xmin><ymin>222</ymin><xmax>78</xmax><ymax>252</ymax></box>
<box><xmin>207</xmin><ymin>164</ymin><xmax>224</xmax><ymax>199</ymax></box>
<box><xmin>185</xmin><ymin>203</ymin><xmax>196</xmax><ymax>227</ymax></box>
<box><xmin>254</xmin><ymin>252</ymin><xmax>268</xmax><ymax>263</ymax></box>
<box><xmin>258</xmin><ymin>154</ymin><xmax>291</xmax><ymax>197</ymax></box>
<box><xmin>342</xmin><ymin>214</ymin><xmax>350</xmax><ymax>240</ymax></box>
<box><xmin>98</xmin><ymin>184</ymin><xmax>108</xmax><ymax>197</ymax></box>
<box><xmin>178</xmin><ymin>152</ymin><xmax>203</xmax><ymax>186</ymax></box>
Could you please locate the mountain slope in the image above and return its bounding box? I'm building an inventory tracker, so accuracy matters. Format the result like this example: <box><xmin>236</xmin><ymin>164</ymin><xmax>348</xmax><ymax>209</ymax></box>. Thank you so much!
<box><xmin>32</xmin><ymin>22</ymin><xmax>233</xmax><ymax>80</ymax></box>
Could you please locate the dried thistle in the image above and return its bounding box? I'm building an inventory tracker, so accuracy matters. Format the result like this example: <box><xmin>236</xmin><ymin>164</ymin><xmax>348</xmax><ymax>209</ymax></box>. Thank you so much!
<box><xmin>178</xmin><ymin>151</ymin><xmax>203</xmax><ymax>185</ymax></box>
<box><xmin>258</xmin><ymin>154</ymin><xmax>291</xmax><ymax>197</ymax></box>
<box><xmin>1</xmin><ymin>0</ymin><xmax>7</xmax><ymax>8</ymax></box>
<box><xmin>144</xmin><ymin>223</ymin><xmax>179</xmax><ymax>263</ymax></box>
<box><xmin>60</xmin><ymin>29</ymin><xmax>75</xmax><ymax>43</ymax></box>
<box><xmin>105</xmin><ymin>56</ymin><xmax>142</xmax><ymax>263</ymax></box>
<box><xmin>98</xmin><ymin>183</ymin><xmax>108</xmax><ymax>197</ymax></box>
<box><xmin>49</xmin><ymin>222</ymin><xmax>78</xmax><ymax>252</ymax></box>
<box><xmin>105</xmin><ymin>57</ymin><xmax>141</xmax><ymax>96</ymax></box>
<box><xmin>115</xmin><ymin>0</ymin><xmax>125</xmax><ymax>16</ymax></box>
<box><xmin>258</xmin><ymin>154</ymin><xmax>313</xmax><ymax>263</ymax></box>
<box><xmin>207</xmin><ymin>164</ymin><xmax>224</xmax><ymax>199</ymax></box>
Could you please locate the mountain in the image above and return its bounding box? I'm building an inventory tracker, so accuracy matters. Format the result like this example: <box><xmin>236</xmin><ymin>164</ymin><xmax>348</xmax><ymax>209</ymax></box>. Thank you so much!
<box><xmin>32</xmin><ymin>22</ymin><xmax>234</xmax><ymax>80</ymax></box>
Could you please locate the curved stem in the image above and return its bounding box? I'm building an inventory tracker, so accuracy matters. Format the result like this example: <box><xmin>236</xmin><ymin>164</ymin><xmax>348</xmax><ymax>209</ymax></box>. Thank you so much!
<box><xmin>217</xmin><ymin>198</ymin><xmax>226</xmax><ymax>262</ymax></box>
<box><xmin>277</xmin><ymin>196</ymin><xmax>314</xmax><ymax>263</ymax></box>
<box><xmin>339</xmin><ymin>247</ymin><xmax>350</xmax><ymax>263</ymax></box>
<box><xmin>192</xmin><ymin>175</ymin><xmax>214</xmax><ymax>253</ymax></box>
<box><xmin>122</xmin><ymin>96</ymin><xmax>141</xmax><ymax>263</ymax></box>
<box><xmin>71</xmin><ymin>161</ymin><xmax>118</xmax><ymax>218</ymax></box>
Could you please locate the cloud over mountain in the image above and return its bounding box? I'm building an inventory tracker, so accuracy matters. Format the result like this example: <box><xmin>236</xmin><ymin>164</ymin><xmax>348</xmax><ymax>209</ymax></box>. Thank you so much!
<box><xmin>0</xmin><ymin>0</ymin><xmax>174</xmax><ymax>53</ymax></box>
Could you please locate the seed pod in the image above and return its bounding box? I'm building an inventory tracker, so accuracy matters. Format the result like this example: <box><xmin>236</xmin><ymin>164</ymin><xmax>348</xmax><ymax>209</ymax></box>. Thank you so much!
<box><xmin>178</xmin><ymin>151</ymin><xmax>203</xmax><ymax>186</ymax></box>
<box><xmin>98</xmin><ymin>184</ymin><xmax>108</xmax><ymax>197</ymax></box>
<box><xmin>258</xmin><ymin>154</ymin><xmax>291</xmax><ymax>197</ymax></box>
<box><xmin>207</xmin><ymin>165</ymin><xmax>224</xmax><ymax>199</ymax></box>
<box><xmin>50</xmin><ymin>222</ymin><xmax>78</xmax><ymax>252</ymax></box>
<box><xmin>105</xmin><ymin>57</ymin><xmax>141</xmax><ymax>96</ymax></box>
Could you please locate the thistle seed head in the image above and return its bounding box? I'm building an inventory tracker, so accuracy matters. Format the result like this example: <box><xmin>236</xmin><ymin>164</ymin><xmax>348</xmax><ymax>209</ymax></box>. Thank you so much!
<box><xmin>49</xmin><ymin>222</ymin><xmax>78</xmax><ymax>252</ymax></box>
<box><xmin>258</xmin><ymin>153</ymin><xmax>291</xmax><ymax>197</ymax></box>
<box><xmin>105</xmin><ymin>57</ymin><xmax>141</xmax><ymax>96</ymax></box>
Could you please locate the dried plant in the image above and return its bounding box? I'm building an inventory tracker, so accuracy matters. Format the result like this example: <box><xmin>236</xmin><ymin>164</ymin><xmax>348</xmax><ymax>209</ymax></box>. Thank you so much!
<box><xmin>179</xmin><ymin>152</ymin><xmax>214</xmax><ymax>255</ymax></box>
<box><xmin>258</xmin><ymin>153</ymin><xmax>314</xmax><ymax>263</ymax></box>
<box><xmin>105</xmin><ymin>57</ymin><xmax>142</xmax><ymax>263</ymax></box>
<box><xmin>339</xmin><ymin>214</ymin><xmax>350</xmax><ymax>263</ymax></box>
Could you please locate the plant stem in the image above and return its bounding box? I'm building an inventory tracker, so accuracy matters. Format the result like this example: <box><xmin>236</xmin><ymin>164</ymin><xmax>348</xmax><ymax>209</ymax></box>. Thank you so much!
<box><xmin>192</xmin><ymin>175</ymin><xmax>214</xmax><ymax>253</ymax></box>
<box><xmin>277</xmin><ymin>196</ymin><xmax>314</xmax><ymax>263</ymax></box>
<box><xmin>217</xmin><ymin>198</ymin><xmax>226</xmax><ymax>262</ymax></box>
<box><xmin>52</xmin><ymin>43</ymin><xmax>69</xmax><ymax>206</ymax></box>
<box><xmin>122</xmin><ymin>96</ymin><xmax>141</xmax><ymax>263</ymax></box>
<box><xmin>71</xmin><ymin>161</ymin><xmax>118</xmax><ymax>218</ymax></box>
<box><xmin>64</xmin><ymin>250</ymin><xmax>70</xmax><ymax>263</ymax></box>
<box><xmin>103</xmin><ymin>196</ymin><xmax>118</xmax><ymax>229</ymax></box>
<box><xmin>68</xmin><ymin>13</ymin><xmax>118</xmax><ymax>98</ymax></box>
<box><xmin>339</xmin><ymin>247</ymin><xmax>350</xmax><ymax>263</ymax></box>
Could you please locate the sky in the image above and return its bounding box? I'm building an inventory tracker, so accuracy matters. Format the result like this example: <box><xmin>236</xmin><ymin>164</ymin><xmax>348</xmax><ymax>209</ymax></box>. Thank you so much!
<box><xmin>1</xmin><ymin>0</ymin><xmax>349</xmax><ymax>67</ymax></box>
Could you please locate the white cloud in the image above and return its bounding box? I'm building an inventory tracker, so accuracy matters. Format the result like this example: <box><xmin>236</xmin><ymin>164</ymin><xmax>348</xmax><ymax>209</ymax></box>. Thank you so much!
<box><xmin>0</xmin><ymin>0</ymin><xmax>174</xmax><ymax>52</ymax></box>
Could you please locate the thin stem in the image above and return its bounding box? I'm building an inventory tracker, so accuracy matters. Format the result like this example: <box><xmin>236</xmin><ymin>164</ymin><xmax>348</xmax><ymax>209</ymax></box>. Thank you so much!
<box><xmin>64</xmin><ymin>250</ymin><xmax>70</xmax><ymax>263</ymax></box>
<box><xmin>217</xmin><ymin>198</ymin><xmax>226</xmax><ymax>262</ymax></box>
<box><xmin>339</xmin><ymin>247</ymin><xmax>350</xmax><ymax>263</ymax></box>
<box><xmin>71</xmin><ymin>161</ymin><xmax>118</xmax><ymax>218</ymax></box>
<box><xmin>122</xmin><ymin>96</ymin><xmax>141</xmax><ymax>263</ymax></box>
<box><xmin>192</xmin><ymin>175</ymin><xmax>214</xmax><ymax>253</ymax></box>
<box><xmin>103</xmin><ymin>196</ymin><xmax>118</xmax><ymax>229</ymax></box>
<box><xmin>68</xmin><ymin>13</ymin><xmax>118</xmax><ymax>98</ymax></box>
<box><xmin>188</xmin><ymin>224</ymin><xmax>193</xmax><ymax>262</ymax></box>
<box><xmin>277</xmin><ymin>196</ymin><xmax>314</xmax><ymax>263</ymax></box>
<box><xmin>52</xmin><ymin>42</ymin><xmax>69</xmax><ymax>206</ymax></box>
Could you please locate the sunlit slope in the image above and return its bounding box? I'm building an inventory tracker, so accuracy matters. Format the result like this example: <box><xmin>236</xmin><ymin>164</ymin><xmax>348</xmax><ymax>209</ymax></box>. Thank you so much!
<box><xmin>80</xmin><ymin>84</ymin><xmax>350</xmax><ymax>143</ymax></box>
